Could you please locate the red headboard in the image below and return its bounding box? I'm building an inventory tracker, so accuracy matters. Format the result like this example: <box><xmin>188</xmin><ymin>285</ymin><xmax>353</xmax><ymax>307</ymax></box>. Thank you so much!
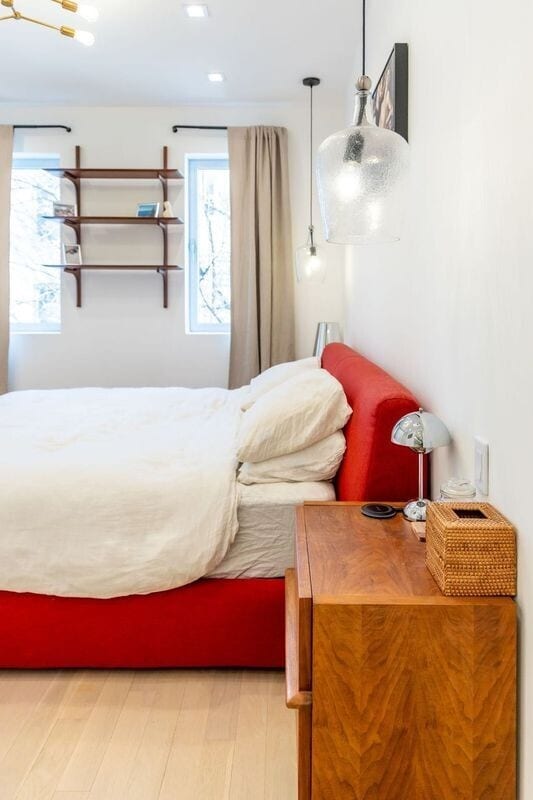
<box><xmin>322</xmin><ymin>343</ymin><xmax>421</xmax><ymax>502</ymax></box>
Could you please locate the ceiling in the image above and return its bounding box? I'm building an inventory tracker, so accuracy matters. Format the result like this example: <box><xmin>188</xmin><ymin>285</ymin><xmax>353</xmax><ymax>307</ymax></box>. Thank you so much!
<box><xmin>0</xmin><ymin>0</ymin><xmax>360</xmax><ymax>106</ymax></box>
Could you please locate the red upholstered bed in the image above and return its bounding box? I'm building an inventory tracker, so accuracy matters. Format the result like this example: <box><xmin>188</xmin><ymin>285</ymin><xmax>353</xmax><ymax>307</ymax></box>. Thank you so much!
<box><xmin>0</xmin><ymin>344</ymin><xmax>421</xmax><ymax>668</ymax></box>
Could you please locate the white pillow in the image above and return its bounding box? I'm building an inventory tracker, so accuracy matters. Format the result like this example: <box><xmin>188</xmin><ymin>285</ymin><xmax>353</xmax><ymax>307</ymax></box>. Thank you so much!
<box><xmin>241</xmin><ymin>357</ymin><xmax>320</xmax><ymax>411</ymax></box>
<box><xmin>237</xmin><ymin>369</ymin><xmax>352</xmax><ymax>463</ymax></box>
<box><xmin>238</xmin><ymin>431</ymin><xmax>346</xmax><ymax>484</ymax></box>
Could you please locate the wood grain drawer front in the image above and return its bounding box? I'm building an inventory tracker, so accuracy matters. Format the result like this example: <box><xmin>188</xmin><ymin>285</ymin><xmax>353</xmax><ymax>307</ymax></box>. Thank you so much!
<box><xmin>312</xmin><ymin>601</ymin><xmax>517</xmax><ymax>800</ymax></box>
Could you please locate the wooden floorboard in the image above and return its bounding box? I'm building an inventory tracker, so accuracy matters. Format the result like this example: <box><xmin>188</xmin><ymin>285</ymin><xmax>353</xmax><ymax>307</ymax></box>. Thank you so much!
<box><xmin>0</xmin><ymin>670</ymin><xmax>297</xmax><ymax>800</ymax></box>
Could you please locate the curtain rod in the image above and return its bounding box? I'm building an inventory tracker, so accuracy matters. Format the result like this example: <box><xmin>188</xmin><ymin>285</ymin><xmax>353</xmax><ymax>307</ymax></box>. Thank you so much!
<box><xmin>14</xmin><ymin>125</ymin><xmax>72</xmax><ymax>132</ymax></box>
<box><xmin>172</xmin><ymin>124</ymin><xmax>227</xmax><ymax>133</ymax></box>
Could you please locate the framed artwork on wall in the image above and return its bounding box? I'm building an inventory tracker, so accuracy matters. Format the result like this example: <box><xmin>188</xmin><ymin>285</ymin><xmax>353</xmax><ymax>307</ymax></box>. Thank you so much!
<box><xmin>372</xmin><ymin>43</ymin><xmax>408</xmax><ymax>142</ymax></box>
<box><xmin>53</xmin><ymin>201</ymin><xmax>77</xmax><ymax>218</ymax></box>
<box><xmin>136</xmin><ymin>202</ymin><xmax>160</xmax><ymax>218</ymax></box>
<box><xmin>62</xmin><ymin>243</ymin><xmax>82</xmax><ymax>265</ymax></box>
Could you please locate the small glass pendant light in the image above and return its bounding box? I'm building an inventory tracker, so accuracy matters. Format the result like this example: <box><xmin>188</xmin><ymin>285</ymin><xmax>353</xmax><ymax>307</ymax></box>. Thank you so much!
<box><xmin>296</xmin><ymin>77</ymin><xmax>326</xmax><ymax>283</ymax></box>
<box><xmin>316</xmin><ymin>0</ymin><xmax>409</xmax><ymax>244</ymax></box>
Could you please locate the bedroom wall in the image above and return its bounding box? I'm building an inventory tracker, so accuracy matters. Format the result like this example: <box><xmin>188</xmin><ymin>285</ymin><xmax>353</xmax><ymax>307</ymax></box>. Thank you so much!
<box><xmin>1</xmin><ymin>102</ymin><xmax>346</xmax><ymax>390</ymax></box>
<box><xmin>345</xmin><ymin>0</ymin><xmax>533</xmax><ymax>793</ymax></box>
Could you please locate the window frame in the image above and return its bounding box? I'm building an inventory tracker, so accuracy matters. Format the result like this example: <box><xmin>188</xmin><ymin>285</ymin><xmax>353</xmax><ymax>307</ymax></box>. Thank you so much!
<box><xmin>10</xmin><ymin>153</ymin><xmax>62</xmax><ymax>334</ymax></box>
<box><xmin>185</xmin><ymin>153</ymin><xmax>230</xmax><ymax>335</ymax></box>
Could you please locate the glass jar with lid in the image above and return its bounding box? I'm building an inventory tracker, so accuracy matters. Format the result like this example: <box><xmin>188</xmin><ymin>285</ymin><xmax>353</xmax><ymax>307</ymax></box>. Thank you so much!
<box><xmin>440</xmin><ymin>478</ymin><xmax>476</xmax><ymax>501</ymax></box>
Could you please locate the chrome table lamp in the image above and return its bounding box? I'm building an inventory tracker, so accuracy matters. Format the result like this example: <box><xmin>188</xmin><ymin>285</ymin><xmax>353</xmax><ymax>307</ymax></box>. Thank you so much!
<box><xmin>391</xmin><ymin>408</ymin><xmax>451</xmax><ymax>522</ymax></box>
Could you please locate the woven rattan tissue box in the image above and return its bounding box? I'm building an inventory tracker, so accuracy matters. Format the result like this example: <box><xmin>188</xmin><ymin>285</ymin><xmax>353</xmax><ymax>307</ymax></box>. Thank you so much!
<box><xmin>426</xmin><ymin>502</ymin><xmax>516</xmax><ymax>597</ymax></box>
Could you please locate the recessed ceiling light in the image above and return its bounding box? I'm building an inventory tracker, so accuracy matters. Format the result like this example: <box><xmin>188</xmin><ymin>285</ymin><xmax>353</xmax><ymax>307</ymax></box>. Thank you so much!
<box><xmin>208</xmin><ymin>72</ymin><xmax>225</xmax><ymax>82</ymax></box>
<box><xmin>183</xmin><ymin>4</ymin><xmax>209</xmax><ymax>17</ymax></box>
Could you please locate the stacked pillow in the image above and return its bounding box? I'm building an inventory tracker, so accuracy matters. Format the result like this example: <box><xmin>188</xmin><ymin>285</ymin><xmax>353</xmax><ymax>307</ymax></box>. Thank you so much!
<box><xmin>237</xmin><ymin>358</ymin><xmax>352</xmax><ymax>484</ymax></box>
<box><xmin>241</xmin><ymin>356</ymin><xmax>321</xmax><ymax>411</ymax></box>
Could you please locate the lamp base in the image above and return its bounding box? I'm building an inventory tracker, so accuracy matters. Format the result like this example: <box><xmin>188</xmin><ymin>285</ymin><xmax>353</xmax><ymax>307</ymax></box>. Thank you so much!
<box><xmin>403</xmin><ymin>499</ymin><xmax>429</xmax><ymax>522</ymax></box>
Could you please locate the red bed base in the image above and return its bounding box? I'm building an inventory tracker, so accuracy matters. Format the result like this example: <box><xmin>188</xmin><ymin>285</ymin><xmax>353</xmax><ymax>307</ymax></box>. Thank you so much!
<box><xmin>0</xmin><ymin>578</ymin><xmax>285</xmax><ymax>669</ymax></box>
<box><xmin>0</xmin><ymin>344</ymin><xmax>421</xmax><ymax>668</ymax></box>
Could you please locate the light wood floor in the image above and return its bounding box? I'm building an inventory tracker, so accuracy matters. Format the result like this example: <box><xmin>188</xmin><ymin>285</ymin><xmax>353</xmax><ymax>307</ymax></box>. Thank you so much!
<box><xmin>0</xmin><ymin>669</ymin><xmax>297</xmax><ymax>800</ymax></box>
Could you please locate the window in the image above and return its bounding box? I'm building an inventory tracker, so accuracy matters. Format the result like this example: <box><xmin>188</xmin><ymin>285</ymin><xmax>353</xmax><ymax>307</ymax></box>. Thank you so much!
<box><xmin>187</xmin><ymin>156</ymin><xmax>230</xmax><ymax>333</ymax></box>
<box><xmin>10</xmin><ymin>155</ymin><xmax>61</xmax><ymax>332</ymax></box>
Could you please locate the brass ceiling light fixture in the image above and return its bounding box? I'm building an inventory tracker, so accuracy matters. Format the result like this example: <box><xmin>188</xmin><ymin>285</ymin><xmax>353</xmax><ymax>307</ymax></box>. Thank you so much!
<box><xmin>0</xmin><ymin>0</ymin><xmax>98</xmax><ymax>45</ymax></box>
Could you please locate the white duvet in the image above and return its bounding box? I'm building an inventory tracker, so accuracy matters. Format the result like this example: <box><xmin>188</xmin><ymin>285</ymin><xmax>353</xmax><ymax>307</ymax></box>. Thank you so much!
<box><xmin>0</xmin><ymin>386</ymin><xmax>244</xmax><ymax>598</ymax></box>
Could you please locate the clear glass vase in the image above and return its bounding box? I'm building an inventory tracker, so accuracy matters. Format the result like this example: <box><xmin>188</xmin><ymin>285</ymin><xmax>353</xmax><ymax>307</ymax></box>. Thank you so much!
<box><xmin>316</xmin><ymin>81</ymin><xmax>409</xmax><ymax>244</ymax></box>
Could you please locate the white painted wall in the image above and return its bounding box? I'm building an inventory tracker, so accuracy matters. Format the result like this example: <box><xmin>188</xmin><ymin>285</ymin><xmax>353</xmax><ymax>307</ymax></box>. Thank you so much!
<box><xmin>344</xmin><ymin>1</ymin><xmax>533</xmax><ymax>792</ymax></box>
<box><xmin>1</xmin><ymin>102</ymin><xmax>345</xmax><ymax>389</ymax></box>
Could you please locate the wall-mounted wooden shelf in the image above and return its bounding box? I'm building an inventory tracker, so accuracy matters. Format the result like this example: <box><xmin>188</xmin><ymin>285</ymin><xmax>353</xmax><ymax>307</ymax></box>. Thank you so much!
<box><xmin>46</xmin><ymin>168</ymin><xmax>183</xmax><ymax>180</ymax></box>
<box><xmin>42</xmin><ymin>146</ymin><xmax>182</xmax><ymax>308</ymax></box>
<box><xmin>43</xmin><ymin>264</ymin><xmax>183</xmax><ymax>270</ymax></box>
<box><xmin>42</xmin><ymin>264</ymin><xmax>183</xmax><ymax>309</ymax></box>
<box><xmin>42</xmin><ymin>216</ymin><xmax>183</xmax><ymax>226</ymax></box>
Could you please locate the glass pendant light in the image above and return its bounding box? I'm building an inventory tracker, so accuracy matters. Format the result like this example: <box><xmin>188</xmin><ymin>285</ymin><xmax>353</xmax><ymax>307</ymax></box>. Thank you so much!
<box><xmin>295</xmin><ymin>77</ymin><xmax>327</xmax><ymax>283</ymax></box>
<box><xmin>316</xmin><ymin>0</ymin><xmax>409</xmax><ymax>244</ymax></box>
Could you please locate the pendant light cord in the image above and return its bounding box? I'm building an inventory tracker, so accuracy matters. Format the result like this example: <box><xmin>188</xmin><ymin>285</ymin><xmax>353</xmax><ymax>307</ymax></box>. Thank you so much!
<box><xmin>362</xmin><ymin>0</ymin><xmax>366</xmax><ymax>75</ymax></box>
<box><xmin>309</xmin><ymin>81</ymin><xmax>314</xmax><ymax>230</ymax></box>
<box><xmin>302</xmin><ymin>76</ymin><xmax>320</xmax><ymax>244</ymax></box>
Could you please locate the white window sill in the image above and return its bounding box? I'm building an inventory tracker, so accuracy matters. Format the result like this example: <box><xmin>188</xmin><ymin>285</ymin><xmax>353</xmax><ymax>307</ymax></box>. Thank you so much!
<box><xmin>11</xmin><ymin>329</ymin><xmax>61</xmax><ymax>336</ymax></box>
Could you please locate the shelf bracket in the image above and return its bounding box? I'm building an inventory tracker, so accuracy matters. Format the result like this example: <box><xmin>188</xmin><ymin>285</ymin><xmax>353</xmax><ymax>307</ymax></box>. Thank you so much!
<box><xmin>64</xmin><ymin>267</ymin><xmax>82</xmax><ymax>307</ymax></box>
<box><xmin>159</xmin><ymin>145</ymin><xmax>169</xmax><ymax>205</ymax></box>
<box><xmin>157</xmin><ymin>268</ymin><xmax>169</xmax><ymax>308</ymax></box>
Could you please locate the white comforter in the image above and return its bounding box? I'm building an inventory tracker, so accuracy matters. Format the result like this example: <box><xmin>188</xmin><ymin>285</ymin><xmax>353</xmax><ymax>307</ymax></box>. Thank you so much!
<box><xmin>0</xmin><ymin>387</ymin><xmax>244</xmax><ymax>598</ymax></box>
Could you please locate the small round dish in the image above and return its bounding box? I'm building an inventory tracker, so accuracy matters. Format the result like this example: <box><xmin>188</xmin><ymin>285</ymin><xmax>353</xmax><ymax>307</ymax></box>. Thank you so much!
<box><xmin>361</xmin><ymin>503</ymin><xmax>398</xmax><ymax>520</ymax></box>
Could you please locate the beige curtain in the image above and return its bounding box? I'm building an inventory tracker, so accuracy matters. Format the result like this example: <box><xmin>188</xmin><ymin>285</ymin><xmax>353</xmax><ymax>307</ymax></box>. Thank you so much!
<box><xmin>228</xmin><ymin>126</ymin><xmax>295</xmax><ymax>388</ymax></box>
<box><xmin>0</xmin><ymin>126</ymin><xmax>13</xmax><ymax>395</ymax></box>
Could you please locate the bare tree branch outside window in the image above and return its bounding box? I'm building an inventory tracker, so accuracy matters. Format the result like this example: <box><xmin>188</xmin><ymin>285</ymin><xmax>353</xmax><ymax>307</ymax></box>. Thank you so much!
<box><xmin>189</xmin><ymin>159</ymin><xmax>231</xmax><ymax>331</ymax></box>
<box><xmin>10</xmin><ymin>162</ymin><xmax>61</xmax><ymax>331</ymax></box>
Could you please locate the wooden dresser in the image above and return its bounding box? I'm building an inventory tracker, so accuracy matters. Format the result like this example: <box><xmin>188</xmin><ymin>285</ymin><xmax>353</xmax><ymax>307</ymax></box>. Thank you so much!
<box><xmin>285</xmin><ymin>502</ymin><xmax>517</xmax><ymax>800</ymax></box>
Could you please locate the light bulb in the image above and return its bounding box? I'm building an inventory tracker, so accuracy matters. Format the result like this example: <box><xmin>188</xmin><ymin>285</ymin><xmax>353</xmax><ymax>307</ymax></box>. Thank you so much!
<box><xmin>77</xmin><ymin>3</ymin><xmax>99</xmax><ymax>22</ymax></box>
<box><xmin>74</xmin><ymin>28</ymin><xmax>95</xmax><ymax>45</ymax></box>
<box><xmin>295</xmin><ymin>244</ymin><xmax>326</xmax><ymax>284</ymax></box>
<box><xmin>334</xmin><ymin>164</ymin><xmax>363</xmax><ymax>203</ymax></box>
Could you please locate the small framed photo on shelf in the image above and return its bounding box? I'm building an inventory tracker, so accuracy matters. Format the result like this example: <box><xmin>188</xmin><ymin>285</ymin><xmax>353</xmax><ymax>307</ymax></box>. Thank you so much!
<box><xmin>53</xmin><ymin>202</ymin><xmax>77</xmax><ymax>218</ymax></box>
<box><xmin>136</xmin><ymin>202</ymin><xmax>160</xmax><ymax>218</ymax></box>
<box><xmin>62</xmin><ymin>243</ymin><xmax>82</xmax><ymax>266</ymax></box>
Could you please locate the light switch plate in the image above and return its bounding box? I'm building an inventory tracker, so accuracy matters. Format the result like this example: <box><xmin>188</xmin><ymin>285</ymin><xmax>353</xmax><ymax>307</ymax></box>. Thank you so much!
<box><xmin>475</xmin><ymin>437</ymin><xmax>489</xmax><ymax>496</ymax></box>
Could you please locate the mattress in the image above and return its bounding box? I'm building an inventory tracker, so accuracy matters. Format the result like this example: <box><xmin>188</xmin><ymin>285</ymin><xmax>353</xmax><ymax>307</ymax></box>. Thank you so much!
<box><xmin>209</xmin><ymin>481</ymin><xmax>335</xmax><ymax>579</ymax></box>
